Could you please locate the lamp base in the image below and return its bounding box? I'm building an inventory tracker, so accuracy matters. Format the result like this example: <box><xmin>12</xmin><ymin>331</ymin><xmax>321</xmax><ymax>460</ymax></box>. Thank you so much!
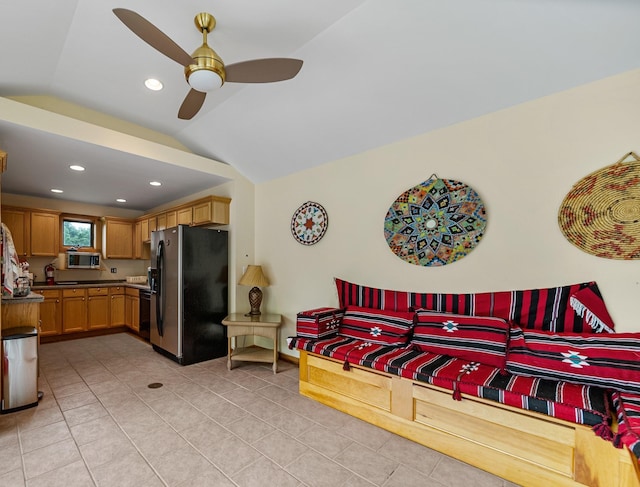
<box><xmin>247</xmin><ymin>286</ymin><xmax>263</xmax><ymax>316</ymax></box>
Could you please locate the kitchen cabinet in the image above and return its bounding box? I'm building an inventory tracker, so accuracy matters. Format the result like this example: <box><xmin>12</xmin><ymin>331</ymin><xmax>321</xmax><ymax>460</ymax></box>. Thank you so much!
<box><xmin>110</xmin><ymin>286</ymin><xmax>125</xmax><ymax>327</ymax></box>
<box><xmin>1</xmin><ymin>207</ymin><xmax>29</xmax><ymax>257</ymax></box>
<box><xmin>177</xmin><ymin>207</ymin><xmax>192</xmax><ymax>225</ymax></box>
<box><xmin>102</xmin><ymin>217</ymin><xmax>134</xmax><ymax>259</ymax></box>
<box><xmin>133</xmin><ymin>222</ymin><xmax>150</xmax><ymax>260</ymax></box>
<box><xmin>134</xmin><ymin>220</ymin><xmax>143</xmax><ymax>259</ymax></box>
<box><xmin>156</xmin><ymin>213</ymin><xmax>166</xmax><ymax>231</ymax></box>
<box><xmin>30</xmin><ymin>211</ymin><xmax>60</xmax><ymax>256</ymax></box>
<box><xmin>166</xmin><ymin>210</ymin><xmax>177</xmax><ymax>228</ymax></box>
<box><xmin>125</xmin><ymin>287</ymin><xmax>140</xmax><ymax>332</ymax></box>
<box><xmin>140</xmin><ymin>218</ymin><xmax>149</xmax><ymax>243</ymax></box>
<box><xmin>2</xmin><ymin>207</ymin><xmax>60</xmax><ymax>257</ymax></box>
<box><xmin>148</xmin><ymin>217</ymin><xmax>157</xmax><ymax>239</ymax></box>
<box><xmin>156</xmin><ymin>211</ymin><xmax>177</xmax><ymax>231</ymax></box>
<box><xmin>87</xmin><ymin>287</ymin><xmax>109</xmax><ymax>330</ymax></box>
<box><xmin>62</xmin><ymin>288</ymin><xmax>87</xmax><ymax>333</ymax></box>
<box><xmin>34</xmin><ymin>289</ymin><xmax>62</xmax><ymax>336</ymax></box>
<box><xmin>175</xmin><ymin>196</ymin><xmax>230</xmax><ymax>227</ymax></box>
<box><xmin>1</xmin><ymin>298</ymin><xmax>41</xmax><ymax>337</ymax></box>
<box><xmin>139</xmin><ymin>216</ymin><xmax>157</xmax><ymax>243</ymax></box>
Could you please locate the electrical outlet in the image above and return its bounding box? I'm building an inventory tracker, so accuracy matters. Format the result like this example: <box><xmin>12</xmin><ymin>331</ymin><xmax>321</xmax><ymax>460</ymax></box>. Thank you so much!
<box><xmin>110</xmin><ymin>268</ymin><xmax>117</xmax><ymax>273</ymax></box>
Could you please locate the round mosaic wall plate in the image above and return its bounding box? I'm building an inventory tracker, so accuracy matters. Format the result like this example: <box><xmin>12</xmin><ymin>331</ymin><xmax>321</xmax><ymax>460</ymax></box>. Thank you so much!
<box><xmin>384</xmin><ymin>176</ymin><xmax>487</xmax><ymax>267</ymax></box>
<box><xmin>558</xmin><ymin>152</ymin><xmax>640</xmax><ymax>259</ymax></box>
<box><xmin>291</xmin><ymin>201</ymin><xmax>328</xmax><ymax>245</ymax></box>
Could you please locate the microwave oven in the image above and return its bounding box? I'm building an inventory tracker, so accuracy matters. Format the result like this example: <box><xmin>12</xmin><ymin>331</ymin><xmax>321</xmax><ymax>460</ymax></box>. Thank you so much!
<box><xmin>67</xmin><ymin>252</ymin><xmax>101</xmax><ymax>269</ymax></box>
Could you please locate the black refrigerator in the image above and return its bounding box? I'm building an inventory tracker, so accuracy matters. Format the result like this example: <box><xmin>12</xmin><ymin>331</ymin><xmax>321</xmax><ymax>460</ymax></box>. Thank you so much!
<box><xmin>150</xmin><ymin>225</ymin><xmax>228</xmax><ymax>365</ymax></box>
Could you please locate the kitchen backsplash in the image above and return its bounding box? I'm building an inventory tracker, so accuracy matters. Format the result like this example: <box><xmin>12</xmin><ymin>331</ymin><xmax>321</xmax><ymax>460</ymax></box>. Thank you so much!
<box><xmin>27</xmin><ymin>256</ymin><xmax>150</xmax><ymax>283</ymax></box>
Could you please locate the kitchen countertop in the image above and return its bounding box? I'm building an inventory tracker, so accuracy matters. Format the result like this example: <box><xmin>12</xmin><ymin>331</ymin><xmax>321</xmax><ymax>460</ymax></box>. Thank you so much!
<box><xmin>2</xmin><ymin>292</ymin><xmax>45</xmax><ymax>303</ymax></box>
<box><xmin>31</xmin><ymin>281</ymin><xmax>150</xmax><ymax>291</ymax></box>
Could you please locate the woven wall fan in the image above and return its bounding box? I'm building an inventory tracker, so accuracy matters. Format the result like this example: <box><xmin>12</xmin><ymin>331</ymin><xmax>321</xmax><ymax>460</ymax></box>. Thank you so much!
<box><xmin>558</xmin><ymin>152</ymin><xmax>640</xmax><ymax>259</ymax></box>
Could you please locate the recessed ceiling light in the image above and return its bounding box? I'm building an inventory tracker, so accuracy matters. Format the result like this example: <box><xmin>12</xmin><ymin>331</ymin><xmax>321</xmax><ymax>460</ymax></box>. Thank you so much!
<box><xmin>116</xmin><ymin>198</ymin><xmax>127</xmax><ymax>203</ymax></box>
<box><xmin>144</xmin><ymin>78</ymin><xmax>163</xmax><ymax>91</ymax></box>
<box><xmin>69</xmin><ymin>165</ymin><xmax>85</xmax><ymax>171</ymax></box>
<box><xmin>50</xmin><ymin>189</ymin><xmax>64</xmax><ymax>194</ymax></box>
<box><xmin>149</xmin><ymin>181</ymin><xmax>162</xmax><ymax>187</ymax></box>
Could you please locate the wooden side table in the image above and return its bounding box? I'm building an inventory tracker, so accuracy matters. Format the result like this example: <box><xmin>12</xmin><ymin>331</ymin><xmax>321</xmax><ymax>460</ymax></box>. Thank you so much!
<box><xmin>222</xmin><ymin>313</ymin><xmax>282</xmax><ymax>374</ymax></box>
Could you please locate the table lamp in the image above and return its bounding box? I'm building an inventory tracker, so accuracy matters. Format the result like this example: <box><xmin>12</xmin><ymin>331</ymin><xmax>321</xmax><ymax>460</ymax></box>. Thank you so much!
<box><xmin>238</xmin><ymin>265</ymin><xmax>270</xmax><ymax>315</ymax></box>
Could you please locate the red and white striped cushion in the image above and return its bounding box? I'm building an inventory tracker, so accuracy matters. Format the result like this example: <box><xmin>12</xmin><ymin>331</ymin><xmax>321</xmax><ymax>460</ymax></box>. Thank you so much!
<box><xmin>412</xmin><ymin>310</ymin><xmax>509</xmax><ymax>369</ymax></box>
<box><xmin>338</xmin><ymin>306</ymin><xmax>414</xmax><ymax>345</ymax></box>
<box><xmin>506</xmin><ymin>326</ymin><xmax>640</xmax><ymax>394</ymax></box>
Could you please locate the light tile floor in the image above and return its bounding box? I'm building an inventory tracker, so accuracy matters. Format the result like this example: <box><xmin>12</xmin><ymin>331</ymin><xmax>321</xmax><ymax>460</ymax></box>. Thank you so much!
<box><xmin>0</xmin><ymin>333</ymin><xmax>521</xmax><ymax>486</ymax></box>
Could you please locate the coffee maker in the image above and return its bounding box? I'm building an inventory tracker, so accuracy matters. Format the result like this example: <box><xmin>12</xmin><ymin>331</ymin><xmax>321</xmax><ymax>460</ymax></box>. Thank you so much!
<box><xmin>44</xmin><ymin>264</ymin><xmax>55</xmax><ymax>285</ymax></box>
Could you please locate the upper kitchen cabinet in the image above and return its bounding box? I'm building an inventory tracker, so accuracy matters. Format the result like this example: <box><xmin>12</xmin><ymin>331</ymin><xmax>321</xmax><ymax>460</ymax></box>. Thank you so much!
<box><xmin>102</xmin><ymin>217</ymin><xmax>134</xmax><ymax>259</ymax></box>
<box><xmin>156</xmin><ymin>210</ymin><xmax>177</xmax><ymax>231</ymax></box>
<box><xmin>133</xmin><ymin>220</ymin><xmax>149</xmax><ymax>260</ymax></box>
<box><xmin>183</xmin><ymin>196</ymin><xmax>230</xmax><ymax>226</ymax></box>
<box><xmin>140</xmin><ymin>216</ymin><xmax>157</xmax><ymax>243</ymax></box>
<box><xmin>156</xmin><ymin>213</ymin><xmax>166</xmax><ymax>231</ymax></box>
<box><xmin>31</xmin><ymin>211</ymin><xmax>60</xmax><ymax>256</ymax></box>
<box><xmin>166</xmin><ymin>210</ymin><xmax>177</xmax><ymax>229</ymax></box>
<box><xmin>2</xmin><ymin>206</ymin><xmax>29</xmax><ymax>257</ymax></box>
<box><xmin>177</xmin><ymin>207</ymin><xmax>193</xmax><ymax>226</ymax></box>
<box><xmin>2</xmin><ymin>207</ymin><xmax>60</xmax><ymax>257</ymax></box>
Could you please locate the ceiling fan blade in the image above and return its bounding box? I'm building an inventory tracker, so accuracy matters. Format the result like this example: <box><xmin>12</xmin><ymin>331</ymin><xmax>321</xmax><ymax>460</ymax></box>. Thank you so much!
<box><xmin>113</xmin><ymin>8</ymin><xmax>194</xmax><ymax>67</ymax></box>
<box><xmin>225</xmin><ymin>58</ymin><xmax>303</xmax><ymax>83</ymax></box>
<box><xmin>178</xmin><ymin>89</ymin><xmax>207</xmax><ymax>120</ymax></box>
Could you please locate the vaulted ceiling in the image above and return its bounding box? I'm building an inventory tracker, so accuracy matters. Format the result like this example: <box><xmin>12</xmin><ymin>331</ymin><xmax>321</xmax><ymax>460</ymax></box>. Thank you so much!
<box><xmin>1</xmin><ymin>1</ymin><xmax>639</xmax><ymax>211</ymax></box>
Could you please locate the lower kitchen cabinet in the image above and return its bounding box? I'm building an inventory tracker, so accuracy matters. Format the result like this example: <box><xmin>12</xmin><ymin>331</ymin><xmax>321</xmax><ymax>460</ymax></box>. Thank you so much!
<box><xmin>87</xmin><ymin>287</ymin><xmax>109</xmax><ymax>330</ymax></box>
<box><xmin>35</xmin><ymin>285</ymin><xmax>146</xmax><ymax>337</ymax></box>
<box><xmin>125</xmin><ymin>287</ymin><xmax>140</xmax><ymax>332</ymax></box>
<box><xmin>34</xmin><ymin>289</ymin><xmax>62</xmax><ymax>336</ymax></box>
<box><xmin>62</xmin><ymin>288</ymin><xmax>87</xmax><ymax>333</ymax></box>
<box><xmin>110</xmin><ymin>286</ymin><xmax>125</xmax><ymax>327</ymax></box>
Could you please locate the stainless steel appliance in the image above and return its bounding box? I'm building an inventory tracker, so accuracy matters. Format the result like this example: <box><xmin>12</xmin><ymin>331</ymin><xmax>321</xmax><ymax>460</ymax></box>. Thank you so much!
<box><xmin>1</xmin><ymin>327</ymin><xmax>38</xmax><ymax>414</ymax></box>
<box><xmin>150</xmin><ymin>225</ymin><xmax>228</xmax><ymax>365</ymax></box>
<box><xmin>66</xmin><ymin>251</ymin><xmax>101</xmax><ymax>269</ymax></box>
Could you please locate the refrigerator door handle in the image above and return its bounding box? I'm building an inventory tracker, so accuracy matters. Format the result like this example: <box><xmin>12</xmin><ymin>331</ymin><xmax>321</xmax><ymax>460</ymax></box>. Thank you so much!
<box><xmin>156</xmin><ymin>239</ymin><xmax>165</xmax><ymax>337</ymax></box>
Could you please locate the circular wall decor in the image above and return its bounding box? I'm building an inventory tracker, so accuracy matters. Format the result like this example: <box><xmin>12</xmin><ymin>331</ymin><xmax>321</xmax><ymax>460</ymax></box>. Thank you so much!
<box><xmin>291</xmin><ymin>201</ymin><xmax>328</xmax><ymax>245</ymax></box>
<box><xmin>558</xmin><ymin>152</ymin><xmax>640</xmax><ymax>259</ymax></box>
<box><xmin>384</xmin><ymin>176</ymin><xmax>487</xmax><ymax>267</ymax></box>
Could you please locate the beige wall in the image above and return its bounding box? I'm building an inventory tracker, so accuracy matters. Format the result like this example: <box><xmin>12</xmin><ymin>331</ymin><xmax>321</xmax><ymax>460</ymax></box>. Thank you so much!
<box><xmin>256</xmin><ymin>68</ymin><xmax>640</xmax><ymax>356</ymax></box>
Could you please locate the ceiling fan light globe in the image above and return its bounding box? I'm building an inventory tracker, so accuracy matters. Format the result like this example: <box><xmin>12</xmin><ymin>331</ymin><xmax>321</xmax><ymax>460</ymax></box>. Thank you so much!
<box><xmin>188</xmin><ymin>69</ymin><xmax>222</xmax><ymax>92</ymax></box>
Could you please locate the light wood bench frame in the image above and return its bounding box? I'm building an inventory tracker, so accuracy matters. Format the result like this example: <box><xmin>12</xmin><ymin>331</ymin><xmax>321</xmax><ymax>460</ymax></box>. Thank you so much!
<box><xmin>299</xmin><ymin>350</ymin><xmax>640</xmax><ymax>487</ymax></box>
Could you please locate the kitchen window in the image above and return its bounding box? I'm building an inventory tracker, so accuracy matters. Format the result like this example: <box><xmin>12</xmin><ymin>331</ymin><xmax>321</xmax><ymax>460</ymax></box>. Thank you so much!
<box><xmin>61</xmin><ymin>215</ymin><xmax>97</xmax><ymax>249</ymax></box>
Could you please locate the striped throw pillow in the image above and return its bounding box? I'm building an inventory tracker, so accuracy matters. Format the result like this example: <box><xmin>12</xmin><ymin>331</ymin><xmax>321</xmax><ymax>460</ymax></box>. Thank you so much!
<box><xmin>506</xmin><ymin>326</ymin><xmax>640</xmax><ymax>394</ymax></box>
<box><xmin>412</xmin><ymin>310</ymin><xmax>509</xmax><ymax>369</ymax></box>
<box><xmin>338</xmin><ymin>306</ymin><xmax>414</xmax><ymax>345</ymax></box>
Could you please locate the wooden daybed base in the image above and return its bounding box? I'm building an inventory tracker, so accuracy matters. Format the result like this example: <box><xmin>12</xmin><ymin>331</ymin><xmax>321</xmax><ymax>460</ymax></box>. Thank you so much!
<box><xmin>299</xmin><ymin>350</ymin><xmax>640</xmax><ymax>487</ymax></box>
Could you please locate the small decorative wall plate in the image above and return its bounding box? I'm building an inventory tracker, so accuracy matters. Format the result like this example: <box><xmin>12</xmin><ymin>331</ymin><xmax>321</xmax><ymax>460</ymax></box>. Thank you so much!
<box><xmin>291</xmin><ymin>201</ymin><xmax>328</xmax><ymax>245</ymax></box>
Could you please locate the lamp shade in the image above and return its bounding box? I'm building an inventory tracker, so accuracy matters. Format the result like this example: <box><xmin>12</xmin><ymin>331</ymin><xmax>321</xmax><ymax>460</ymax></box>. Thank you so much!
<box><xmin>238</xmin><ymin>265</ymin><xmax>270</xmax><ymax>287</ymax></box>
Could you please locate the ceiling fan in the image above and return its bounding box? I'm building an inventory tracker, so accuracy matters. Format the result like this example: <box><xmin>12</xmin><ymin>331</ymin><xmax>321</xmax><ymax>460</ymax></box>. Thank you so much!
<box><xmin>112</xmin><ymin>9</ymin><xmax>303</xmax><ymax>120</ymax></box>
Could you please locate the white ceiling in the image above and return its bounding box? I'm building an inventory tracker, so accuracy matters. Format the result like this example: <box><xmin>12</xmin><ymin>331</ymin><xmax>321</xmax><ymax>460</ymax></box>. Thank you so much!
<box><xmin>1</xmin><ymin>1</ymin><xmax>639</xmax><ymax>211</ymax></box>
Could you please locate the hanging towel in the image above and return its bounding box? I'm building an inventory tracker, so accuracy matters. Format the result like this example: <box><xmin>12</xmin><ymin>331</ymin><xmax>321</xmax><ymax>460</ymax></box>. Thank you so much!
<box><xmin>2</xmin><ymin>223</ymin><xmax>21</xmax><ymax>296</ymax></box>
